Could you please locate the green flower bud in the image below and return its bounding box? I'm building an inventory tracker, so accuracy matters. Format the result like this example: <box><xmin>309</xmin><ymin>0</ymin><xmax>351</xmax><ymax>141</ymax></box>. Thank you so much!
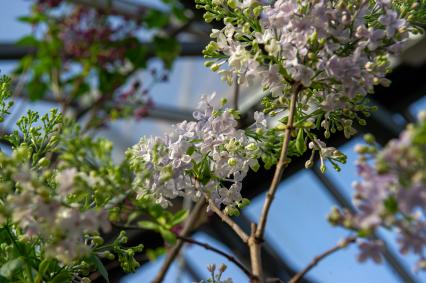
<box><xmin>238</xmin><ymin>198</ymin><xmax>250</xmax><ymax>209</ymax></box>
<box><xmin>228</xmin><ymin>158</ymin><xmax>237</xmax><ymax>166</ymax></box>
<box><xmin>363</xmin><ymin>133</ymin><xmax>375</xmax><ymax>145</ymax></box>
<box><xmin>227</xmin><ymin>0</ymin><xmax>236</xmax><ymax>9</ymax></box>
<box><xmin>210</xmin><ymin>63</ymin><xmax>220</xmax><ymax>72</ymax></box>
<box><xmin>245</xmin><ymin>143</ymin><xmax>257</xmax><ymax>151</ymax></box>
<box><xmin>92</xmin><ymin>235</ymin><xmax>104</xmax><ymax>246</ymax></box>
<box><xmin>253</xmin><ymin>6</ymin><xmax>262</xmax><ymax>17</ymax></box>
<box><xmin>37</xmin><ymin>157</ymin><xmax>50</xmax><ymax>168</ymax></box>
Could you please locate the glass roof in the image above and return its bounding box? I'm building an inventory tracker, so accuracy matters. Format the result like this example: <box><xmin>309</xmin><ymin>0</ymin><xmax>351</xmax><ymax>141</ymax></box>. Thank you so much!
<box><xmin>1</xmin><ymin>1</ymin><xmax>425</xmax><ymax>283</ymax></box>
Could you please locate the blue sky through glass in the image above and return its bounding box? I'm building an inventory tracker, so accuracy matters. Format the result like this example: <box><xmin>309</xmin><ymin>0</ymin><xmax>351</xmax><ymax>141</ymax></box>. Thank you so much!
<box><xmin>122</xmin><ymin>233</ymin><xmax>247</xmax><ymax>282</ymax></box>
<box><xmin>244</xmin><ymin>170</ymin><xmax>400</xmax><ymax>283</ymax></box>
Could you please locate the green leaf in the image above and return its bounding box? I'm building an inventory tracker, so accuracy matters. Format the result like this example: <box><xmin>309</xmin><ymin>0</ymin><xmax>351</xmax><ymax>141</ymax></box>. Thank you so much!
<box><xmin>125</xmin><ymin>44</ymin><xmax>148</xmax><ymax>68</ymax></box>
<box><xmin>17</xmin><ymin>35</ymin><xmax>38</xmax><ymax>47</ymax></box>
<box><xmin>172</xmin><ymin>6</ymin><xmax>188</xmax><ymax>21</ymax></box>
<box><xmin>153</xmin><ymin>36</ymin><xmax>181</xmax><ymax>69</ymax></box>
<box><xmin>138</xmin><ymin>220</ymin><xmax>160</xmax><ymax>231</ymax></box>
<box><xmin>48</xmin><ymin>270</ymin><xmax>72</xmax><ymax>283</ymax></box>
<box><xmin>0</xmin><ymin>257</ymin><xmax>25</xmax><ymax>278</ymax></box>
<box><xmin>37</xmin><ymin>258</ymin><xmax>54</xmax><ymax>279</ymax></box>
<box><xmin>384</xmin><ymin>196</ymin><xmax>398</xmax><ymax>214</ymax></box>
<box><xmin>170</xmin><ymin>209</ymin><xmax>188</xmax><ymax>226</ymax></box>
<box><xmin>145</xmin><ymin>10</ymin><xmax>170</xmax><ymax>28</ymax></box>
<box><xmin>26</xmin><ymin>77</ymin><xmax>47</xmax><ymax>101</ymax></box>
<box><xmin>146</xmin><ymin>247</ymin><xmax>166</xmax><ymax>261</ymax></box>
<box><xmin>89</xmin><ymin>255</ymin><xmax>109</xmax><ymax>283</ymax></box>
<box><xmin>295</xmin><ymin>128</ymin><xmax>307</xmax><ymax>155</ymax></box>
<box><xmin>159</xmin><ymin>227</ymin><xmax>176</xmax><ymax>244</ymax></box>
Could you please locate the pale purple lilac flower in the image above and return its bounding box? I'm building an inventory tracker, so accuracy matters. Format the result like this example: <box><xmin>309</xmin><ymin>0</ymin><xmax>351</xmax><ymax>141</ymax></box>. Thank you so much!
<box><xmin>130</xmin><ymin>94</ymin><xmax>265</xmax><ymax>210</ymax></box>
<box><xmin>332</xmin><ymin>113</ymin><xmax>426</xmax><ymax>270</ymax></box>
<box><xmin>7</xmin><ymin>171</ymin><xmax>111</xmax><ymax>263</ymax></box>
<box><xmin>209</xmin><ymin>0</ymin><xmax>409</xmax><ymax>114</ymax></box>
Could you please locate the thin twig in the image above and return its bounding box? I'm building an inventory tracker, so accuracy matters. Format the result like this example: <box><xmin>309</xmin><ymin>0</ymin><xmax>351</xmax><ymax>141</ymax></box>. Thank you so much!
<box><xmin>205</xmin><ymin>197</ymin><xmax>249</xmax><ymax>243</ymax></box>
<box><xmin>255</xmin><ymin>83</ymin><xmax>302</xmax><ymax>240</ymax></box>
<box><xmin>233</xmin><ymin>75</ymin><xmax>240</xmax><ymax>110</ymax></box>
<box><xmin>288</xmin><ymin>236</ymin><xmax>357</xmax><ymax>283</ymax></box>
<box><xmin>176</xmin><ymin>235</ymin><xmax>253</xmax><ymax>279</ymax></box>
<box><xmin>152</xmin><ymin>198</ymin><xmax>206</xmax><ymax>283</ymax></box>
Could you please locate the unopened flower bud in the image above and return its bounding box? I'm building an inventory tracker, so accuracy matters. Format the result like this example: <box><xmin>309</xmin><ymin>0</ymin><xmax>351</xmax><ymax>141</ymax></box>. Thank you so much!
<box><xmin>253</xmin><ymin>6</ymin><xmax>262</xmax><ymax>17</ymax></box>
<box><xmin>228</xmin><ymin>158</ymin><xmax>237</xmax><ymax>166</ymax></box>
<box><xmin>207</xmin><ymin>264</ymin><xmax>216</xmax><ymax>273</ymax></box>
<box><xmin>305</xmin><ymin>160</ymin><xmax>313</xmax><ymax>168</ymax></box>
<box><xmin>227</xmin><ymin>0</ymin><xmax>236</xmax><ymax>9</ymax></box>
<box><xmin>363</xmin><ymin>133</ymin><xmax>375</xmax><ymax>144</ymax></box>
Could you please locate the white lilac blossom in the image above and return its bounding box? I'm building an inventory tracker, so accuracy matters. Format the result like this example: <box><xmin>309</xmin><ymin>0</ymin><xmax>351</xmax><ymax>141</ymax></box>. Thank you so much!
<box><xmin>207</xmin><ymin>0</ymin><xmax>409</xmax><ymax>97</ymax></box>
<box><xmin>201</xmin><ymin>0</ymin><xmax>417</xmax><ymax>143</ymax></box>
<box><xmin>6</xmin><ymin>168</ymin><xmax>111</xmax><ymax>264</ymax></box>
<box><xmin>129</xmin><ymin>93</ymin><xmax>266</xmax><ymax>212</ymax></box>
<box><xmin>329</xmin><ymin>112</ymin><xmax>426</xmax><ymax>270</ymax></box>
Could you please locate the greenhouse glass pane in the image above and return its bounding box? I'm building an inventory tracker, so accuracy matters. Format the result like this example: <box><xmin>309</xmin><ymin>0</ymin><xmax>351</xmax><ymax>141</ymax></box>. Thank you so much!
<box><xmin>409</xmin><ymin>96</ymin><xmax>426</xmax><ymax>117</ymax></box>
<box><xmin>245</xmin><ymin>170</ymin><xmax>401</xmax><ymax>283</ymax></box>
<box><xmin>321</xmin><ymin>137</ymin><xmax>363</xmax><ymax>202</ymax></box>
<box><xmin>0</xmin><ymin>0</ymin><xmax>31</xmax><ymax>41</ymax></box>
<box><xmin>121</xmin><ymin>257</ymin><xmax>193</xmax><ymax>283</ymax></box>
<box><xmin>185</xmin><ymin>233</ymin><xmax>248</xmax><ymax>282</ymax></box>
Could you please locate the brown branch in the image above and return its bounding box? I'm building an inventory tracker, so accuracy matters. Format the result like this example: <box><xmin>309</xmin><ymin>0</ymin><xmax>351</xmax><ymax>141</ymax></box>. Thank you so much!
<box><xmin>288</xmin><ymin>236</ymin><xmax>357</xmax><ymax>283</ymax></box>
<box><xmin>248</xmin><ymin>83</ymin><xmax>302</xmax><ymax>283</ymax></box>
<box><xmin>248</xmin><ymin>223</ymin><xmax>262</xmax><ymax>283</ymax></box>
<box><xmin>255</xmin><ymin>83</ymin><xmax>302</xmax><ymax>240</ymax></box>
<box><xmin>233</xmin><ymin>75</ymin><xmax>240</xmax><ymax>110</ymax></box>
<box><xmin>205</xmin><ymin>196</ymin><xmax>249</xmax><ymax>243</ymax></box>
<box><xmin>152</xmin><ymin>198</ymin><xmax>206</xmax><ymax>283</ymax></box>
<box><xmin>176</xmin><ymin>235</ymin><xmax>253</xmax><ymax>279</ymax></box>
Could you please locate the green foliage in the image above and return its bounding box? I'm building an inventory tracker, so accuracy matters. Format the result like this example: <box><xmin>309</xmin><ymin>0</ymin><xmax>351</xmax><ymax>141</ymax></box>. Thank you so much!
<box><xmin>6</xmin><ymin>109</ymin><xmax>62</xmax><ymax>165</ymax></box>
<box><xmin>0</xmin><ymin>76</ymin><xmax>13</xmax><ymax>123</ymax></box>
<box><xmin>13</xmin><ymin>0</ymin><xmax>189</xmax><ymax>124</ymax></box>
<box><xmin>0</xmin><ymin>75</ymin><xmax>149</xmax><ymax>282</ymax></box>
<box><xmin>138</xmin><ymin>208</ymin><xmax>189</xmax><ymax>245</ymax></box>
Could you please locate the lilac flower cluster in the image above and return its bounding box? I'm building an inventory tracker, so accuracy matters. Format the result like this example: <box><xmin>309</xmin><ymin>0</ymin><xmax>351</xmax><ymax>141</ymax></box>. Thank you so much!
<box><xmin>6</xmin><ymin>168</ymin><xmax>111</xmax><ymax>263</ymax></box>
<box><xmin>129</xmin><ymin>94</ymin><xmax>266</xmax><ymax>212</ymax></box>
<box><xmin>209</xmin><ymin>0</ymin><xmax>410</xmax><ymax>103</ymax></box>
<box><xmin>57</xmin><ymin>7</ymin><xmax>135</xmax><ymax>66</ymax></box>
<box><xmin>329</xmin><ymin>112</ymin><xmax>426</xmax><ymax>270</ymax></box>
